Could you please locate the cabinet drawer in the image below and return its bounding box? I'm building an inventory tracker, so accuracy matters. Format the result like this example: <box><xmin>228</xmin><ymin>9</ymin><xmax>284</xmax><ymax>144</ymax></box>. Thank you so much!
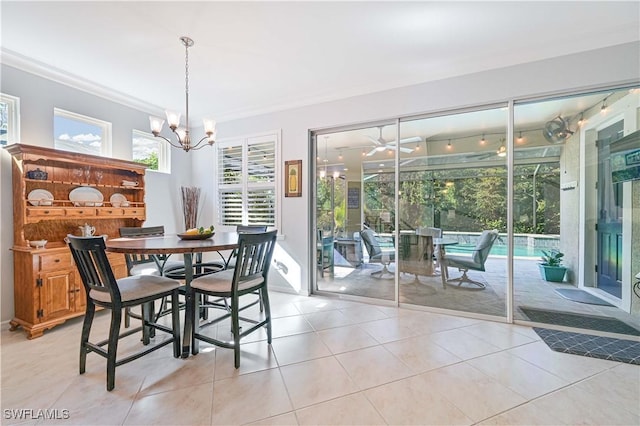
<box><xmin>65</xmin><ymin>208</ymin><xmax>97</xmax><ymax>217</ymax></box>
<box><xmin>40</xmin><ymin>252</ymin><xmax>73</xmax><ymax>271</ymax></box>
<box><xmin>96</xmin><ymin>208</ymin><xmax>123</xmax><ymax>217</ymax></box>
<box><xmin>122</xmin><ymin>208</ymin><xmax>145</xmax><ymax>218</ymax></box>
<box><xmin>26</xmin><ymin>207</ymin><xmax>65</xmax><ymax>218</ymax></box>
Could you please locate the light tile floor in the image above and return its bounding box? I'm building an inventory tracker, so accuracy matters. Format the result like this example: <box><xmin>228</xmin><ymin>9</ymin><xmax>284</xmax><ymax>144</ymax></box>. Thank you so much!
<box><xmin>1</xmin><ymin>291</ymin><xmax>639</xmax><ymax>425</ymax></box>
<box><xmin>317</xmin><ymin>257</ymin><xmax>640</xmax><ymax>332</ymax></box>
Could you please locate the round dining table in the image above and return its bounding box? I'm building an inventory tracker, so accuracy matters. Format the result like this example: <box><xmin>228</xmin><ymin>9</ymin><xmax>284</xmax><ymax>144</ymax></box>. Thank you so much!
<box><xmin>106</xmin><ymin>232</ymin><xmax>239</xmax><ymax>358</ymax></box>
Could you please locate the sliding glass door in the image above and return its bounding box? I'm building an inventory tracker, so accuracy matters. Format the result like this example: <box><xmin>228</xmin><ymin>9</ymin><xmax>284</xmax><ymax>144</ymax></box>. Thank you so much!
<box><xmin>397</xmin><ymin>107</ymin><xmax>508</xmax><ymax>317</ymax></box>
<box><xmin>314</xmin><ymin>124</ymin><xmax>398</xmax><ymax>303</ymax></box>
<box><xmin>311</xmin><ymin>86</ymin><xmax>639</xmax><ymax>334</ymax></box>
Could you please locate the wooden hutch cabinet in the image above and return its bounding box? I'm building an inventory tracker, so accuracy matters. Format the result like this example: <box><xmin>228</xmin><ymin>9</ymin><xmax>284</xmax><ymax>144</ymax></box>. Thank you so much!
<box><xmin>6</xmin><ymin>144</ymin><xmax>147</xmax><ymax>339</ymax></box>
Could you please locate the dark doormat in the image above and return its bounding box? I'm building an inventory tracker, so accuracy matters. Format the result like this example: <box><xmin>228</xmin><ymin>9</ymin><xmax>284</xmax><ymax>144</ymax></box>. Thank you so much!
<box><xmin>534</xmin><ymin>327</ymin><xmax>640</xmax><ymax>365</ymax></box>
<box><xmin>520</xmin><ymin>306</ymin><xmax>640</xmax><ymax>336</ymax></box>
<box><xmin>555</xmin><ymin>288</ymin><xmax>614</xmax><ymax>307</ymax></box>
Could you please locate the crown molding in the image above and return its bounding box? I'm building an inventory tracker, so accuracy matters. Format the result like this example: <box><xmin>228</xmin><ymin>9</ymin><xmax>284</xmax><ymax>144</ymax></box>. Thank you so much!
<box><xmin>1</xmin><ymin>48</ymin><xmax>164</xmax><ymax>117</ymax></box>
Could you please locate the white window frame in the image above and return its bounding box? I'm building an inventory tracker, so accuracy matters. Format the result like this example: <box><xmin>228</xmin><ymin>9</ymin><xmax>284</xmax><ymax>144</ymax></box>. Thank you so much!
<box><xmin>132</xmin><ymin>129</ymin><xmax>171</xmax><ymax>173</ymax></box>
<box><xmin>54</xmin><ymin>108</ymin><xmax>112</xmax><ymax>156</ymax></box>
<box><xmin>214</xmin><ymin>130</ymin><xmax>281</xmax><ymax>232</ymax></box>
<box><xmin>0</xmin><ymin>93</ymin><xmax>20</xmax><ymax>146</ymax></box>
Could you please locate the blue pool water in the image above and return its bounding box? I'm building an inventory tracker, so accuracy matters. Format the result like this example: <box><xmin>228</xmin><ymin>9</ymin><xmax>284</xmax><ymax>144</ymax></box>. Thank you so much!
<box><xmin>446</xmin><ymin>244</ymin><xmax>544</xmax><ymax>258</ymax></box>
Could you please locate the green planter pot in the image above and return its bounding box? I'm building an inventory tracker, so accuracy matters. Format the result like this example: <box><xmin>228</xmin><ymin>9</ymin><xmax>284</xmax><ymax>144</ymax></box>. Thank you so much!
<box><xmin>538</xmin><ymin>264</ymin><xmax>567</xmax><ymax>282</ymax></box>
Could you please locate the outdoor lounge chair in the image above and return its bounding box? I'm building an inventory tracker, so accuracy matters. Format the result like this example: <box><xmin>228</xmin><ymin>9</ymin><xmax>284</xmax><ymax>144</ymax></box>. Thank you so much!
<box><xmin>360</xmin><ymin>229</ymin><xmax>395</xmax><ymax>279</ymax></box>
<box><xmin>440</xmin><ymin>229</ymin><xmax>498</xmax><ymax>290</ymax></box>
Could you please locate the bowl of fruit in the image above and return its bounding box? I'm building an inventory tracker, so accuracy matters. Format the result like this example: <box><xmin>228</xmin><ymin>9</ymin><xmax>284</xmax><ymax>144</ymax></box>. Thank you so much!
<box><xmin>177</xmin><ymin>225</ymin><xmax>215</xmax><ymax>240</ymax></box>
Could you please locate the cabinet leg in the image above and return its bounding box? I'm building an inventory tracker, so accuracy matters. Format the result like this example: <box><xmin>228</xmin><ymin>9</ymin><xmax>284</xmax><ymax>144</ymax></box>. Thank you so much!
<box><xmin>9</xmin><ymin>320</ymin><xmax>20</xmax><ymax>331</ymax></box>
<box><xmin>27</xmin><ymin>329</ymin><xmax>45</xmax><ymax>340</ymax></box>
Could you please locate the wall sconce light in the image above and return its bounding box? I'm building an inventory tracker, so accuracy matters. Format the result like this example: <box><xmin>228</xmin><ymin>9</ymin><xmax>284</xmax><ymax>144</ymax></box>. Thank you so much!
<box><xmin>480</xmin><ymin>134</ymin><xmax>486</xmax><ymax>145</ymax></box>
<box><xmin>447</xmin><ymin>139</ymin><xmax>452</xmax><ymax>150</ymax></box>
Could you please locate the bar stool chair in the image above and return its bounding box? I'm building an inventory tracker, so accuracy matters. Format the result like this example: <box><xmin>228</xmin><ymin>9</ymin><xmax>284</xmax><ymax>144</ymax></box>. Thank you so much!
<box><xmin>188</xmin><ymin>230</ymin><xmax>277</xmax><ymax>367</ymax></box>
<box><xmin>119</xmin><ymin>226</ymin><xmax>184</xmax><ymax>328</ymax></box>
<box><xmin>67</xmin><ymin>235</ymin><xmax>181</xmax><ymax>391</ymax></box>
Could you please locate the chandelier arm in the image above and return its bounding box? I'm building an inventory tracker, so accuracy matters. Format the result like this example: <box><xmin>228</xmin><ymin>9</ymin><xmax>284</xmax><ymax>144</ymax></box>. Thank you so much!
<box><xmin>153</xmin><ymin>133</ymin><xmax>187</xmax><ymax>150</ymax></box>
<box><xmin>190</xmin><ymin>136</ymin><xmax>216</xmax><ymax>150</ymax></box>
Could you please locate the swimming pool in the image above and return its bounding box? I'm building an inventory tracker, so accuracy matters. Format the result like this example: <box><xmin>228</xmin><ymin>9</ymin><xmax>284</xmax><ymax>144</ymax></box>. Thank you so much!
<box><xmin>446</xmin><ymin>244</ymin><xmax>544</xmax><ymax>258</ymax></box>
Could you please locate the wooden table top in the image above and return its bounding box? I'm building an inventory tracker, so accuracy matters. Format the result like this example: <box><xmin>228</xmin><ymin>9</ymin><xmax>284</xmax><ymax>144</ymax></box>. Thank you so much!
<box><xmin>105</xmin><ymin>232</ymin><xmax>239</xmax><ymax>255</ymax></box>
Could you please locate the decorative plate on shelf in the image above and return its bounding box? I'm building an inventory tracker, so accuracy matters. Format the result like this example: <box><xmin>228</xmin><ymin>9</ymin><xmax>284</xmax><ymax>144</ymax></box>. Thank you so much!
<box><xmin>177</xmin><ymin>232</ymin><xmax>215</xmax><ymax>240</ymax></box>
<box><xmin>27</xmin><ymin>189</ymin><xmax>54</xmax><ymax>206</ymax></box>
<box><xmin>109</xmin><ymin>193</ymin><xmax>129</xmax><ymax>207</ymax></box>
<box><xmin>69</xmin><ymin>186</ymin><xmax>104</xmax><ymax>207</ymax></box>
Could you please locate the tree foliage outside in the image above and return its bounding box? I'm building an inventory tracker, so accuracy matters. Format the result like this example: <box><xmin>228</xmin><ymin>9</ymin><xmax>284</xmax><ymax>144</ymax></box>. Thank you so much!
<box><xmin>134</xmin><ymin>151</ymin><xmax>158</xmax><ymax>170</ymax></box>
<box><xmin>361</xmin><ymin>163</ymin><xmax>559</xmax><ymax>235</ymax></box>
<box><xmin>317</xmin><ymin>176</ymin><xmax>346</xmax><ymax>236</ymax></box>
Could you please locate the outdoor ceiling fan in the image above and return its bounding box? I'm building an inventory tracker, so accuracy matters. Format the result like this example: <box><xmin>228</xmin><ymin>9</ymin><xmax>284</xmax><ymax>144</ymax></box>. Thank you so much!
<box><xmin>543</xmin><ymin>116</ymin><xmax>574</xmax><ymax>144</ymax></box>
<box><xmin>365</xmin><ymin>126</ymin><xmax>421</xmax><ymax>156</ymax></box>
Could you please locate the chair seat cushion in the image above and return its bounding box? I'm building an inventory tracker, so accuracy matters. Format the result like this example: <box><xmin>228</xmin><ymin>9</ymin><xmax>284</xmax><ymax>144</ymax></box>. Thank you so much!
<box><xmin>445</xmin><ymin>255</ymin><xmax>484</xmax><ymax>271</ymax></box>
<box><xmin>191</xmin><ymin>269</ymin><xmax>264</xmax><ymax>294</ymax></box>
<box><xmin>129</xmin><ymin>263</ymin><xmax>161</xmax><ymax>276</ymax></box>
<box><xmin>90</xmin><ymin>275</ymin><xmax>181</xmax><ymax>304</ymax></box>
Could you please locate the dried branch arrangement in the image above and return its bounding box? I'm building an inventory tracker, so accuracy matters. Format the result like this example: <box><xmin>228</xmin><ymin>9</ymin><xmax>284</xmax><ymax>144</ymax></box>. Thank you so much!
<box><xmin>181</xmin><ymin>186</ymin><xmax>201</xmax><ymax>230</ymax></box>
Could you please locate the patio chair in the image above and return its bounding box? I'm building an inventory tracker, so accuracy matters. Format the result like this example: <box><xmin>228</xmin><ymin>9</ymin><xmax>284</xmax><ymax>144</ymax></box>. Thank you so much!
<box><xmin>67</xmin><ymin>235</ymin><xmax>181</xmax><ymax>391</ymax></box>
<box><xmin>317</xmin><ymin>229</ymin><xmax>334</xmax><ymax>277</ymax></box>
<box><xmin>440</xmin><ymin>229</ymin><xmax>498</xmax><ymax>290</ymax></box>
<box><xmin>360</xmin><ymin>229</ymin><xmax>395</xmax><ymax>278</ymax></box>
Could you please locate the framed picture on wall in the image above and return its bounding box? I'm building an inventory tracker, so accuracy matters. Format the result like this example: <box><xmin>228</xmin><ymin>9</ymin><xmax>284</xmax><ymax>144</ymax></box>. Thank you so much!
<box><xmin>285</xmin><ymin>160</ymin><xmax>302</xmax><ymax>197</ymax></box>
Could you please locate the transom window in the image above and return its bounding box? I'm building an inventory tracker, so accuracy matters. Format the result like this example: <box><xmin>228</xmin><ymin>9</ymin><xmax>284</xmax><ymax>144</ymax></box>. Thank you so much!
<box><xmin>54</xmin><ymin>108</ymin><xmax>112</xmax><ymax>156</ymax></box>
<box><xmin>215</xmin><ymin>132</ymin><xmax>280</xmax><ymax>229</ymax></box>
<box><xmin>132</xmin><ymin>130</ymin><xmax>171</xmax><ymax>173</ymax></box>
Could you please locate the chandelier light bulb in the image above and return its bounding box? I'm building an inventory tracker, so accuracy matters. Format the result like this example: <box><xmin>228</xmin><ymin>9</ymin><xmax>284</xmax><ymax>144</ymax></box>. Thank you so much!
<box><xmin>149</xmin><ymin>116</ymin><xmax>165</xmax><ymax>135</ymax></box>
<box><xmin>165</xmin><ymin>111</ymin><xmax>181</xmax><ymax>129</ymax></box>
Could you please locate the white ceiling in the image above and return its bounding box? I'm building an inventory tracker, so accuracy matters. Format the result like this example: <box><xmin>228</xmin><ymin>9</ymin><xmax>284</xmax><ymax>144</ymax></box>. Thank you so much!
<box><xmin>2</xmin><ymin>1</ymin><xmax>639</xmax><ymax>124</ymax></box>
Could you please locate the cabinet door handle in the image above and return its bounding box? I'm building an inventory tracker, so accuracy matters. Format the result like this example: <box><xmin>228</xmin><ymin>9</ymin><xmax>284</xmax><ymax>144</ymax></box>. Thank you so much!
<box><xmin>44</xmin><ymin>210</ymin><xmax>50</xmax><ymax>214</ymax></box>
<box><xmin>54</xmin><ymin>259</ymin><xmax>60</xmax><ymax>263</ymax></box>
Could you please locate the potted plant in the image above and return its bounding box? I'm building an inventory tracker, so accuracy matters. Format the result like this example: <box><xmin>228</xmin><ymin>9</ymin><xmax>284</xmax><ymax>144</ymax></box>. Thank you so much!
<box><xmin>538</xmin><ymin>249</ymin><xmax>567</xmax><ymax>282</ymax></box>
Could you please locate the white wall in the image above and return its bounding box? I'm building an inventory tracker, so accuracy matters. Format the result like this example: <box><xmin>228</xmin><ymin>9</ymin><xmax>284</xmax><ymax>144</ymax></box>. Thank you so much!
<box><xmin>2</xmin><ymin>42</ymin><xmax>639</xmax><ymax>322</ymax></box>
<box><xmin>0</xmin><ymin>65</ymin><xmax>193</xmax><ymax>322</ymax></box>
<box><xmin>194</xmin><ymin>42</ymin><xmax>640</xmax><ymax>294</ymax></box>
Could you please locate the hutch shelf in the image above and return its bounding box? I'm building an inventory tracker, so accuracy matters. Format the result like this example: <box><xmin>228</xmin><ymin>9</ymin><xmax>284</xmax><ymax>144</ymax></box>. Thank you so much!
<box><xmin>6</xmin><ymin>144</ymin><xmax>148</xmax><ymax>339</ymax></box>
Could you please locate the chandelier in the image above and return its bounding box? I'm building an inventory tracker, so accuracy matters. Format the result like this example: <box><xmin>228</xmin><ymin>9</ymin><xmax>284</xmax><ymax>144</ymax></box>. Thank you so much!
<box><xmin>149</xmin><ymin>36</ymin><xmax>216</xmax><ymax>152</ymax></box>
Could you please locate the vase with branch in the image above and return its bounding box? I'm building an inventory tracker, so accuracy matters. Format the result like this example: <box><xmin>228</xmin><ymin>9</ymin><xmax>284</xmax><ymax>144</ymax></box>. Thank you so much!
<box><xmin>181</xmin><ymin>186</ymin><xmax>201</xmax><ymax>230</ymax></box>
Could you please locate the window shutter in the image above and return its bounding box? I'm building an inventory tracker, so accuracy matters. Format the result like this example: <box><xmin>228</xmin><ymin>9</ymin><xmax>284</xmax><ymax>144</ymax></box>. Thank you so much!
<box><xmin>217</xmin><ymin>134</ymin><xmax>278</xmax><ymax>227</ymax></box>
<box><xmin>218</xmin><ymin>145</ymin><xmax>243</xmax><ymax>185</ymax></box>
<box><xmin>218</xmin><ymin>190</ymin><xmax>243</xmax><ymax>226</ymax></box>
<box><xmin>247</xmin><ymin>141</ymin><xmax>276</xmax><ymax>183</ymax></box>
<box><xmin>247</xmin><ymin>189</ymin><xmax>275</xmax><ymax>225</ymax></box>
